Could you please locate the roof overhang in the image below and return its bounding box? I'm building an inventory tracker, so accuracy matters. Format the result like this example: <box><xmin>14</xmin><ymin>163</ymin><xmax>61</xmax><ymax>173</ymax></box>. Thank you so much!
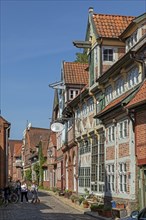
<box><xmin>73</xmin><ymin>40</ymin><xmax>92</xmax><ymax>49</ymax></box>
<box><xmin>49</xmin><ymin>81</ymin><xmax>65</xmax><ymax>90</ymax></box>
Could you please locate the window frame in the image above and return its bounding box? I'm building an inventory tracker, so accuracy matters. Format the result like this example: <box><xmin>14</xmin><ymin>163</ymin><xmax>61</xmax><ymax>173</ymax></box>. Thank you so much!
<box><xmin>103</xmin><ymin>48</ymin><xmax>114</xmax><ymax>62</ymax></box>
<box><xmin>119</xmin><ymin>163</ymin><xmax>127</xmax><ymax>193</ymax></box>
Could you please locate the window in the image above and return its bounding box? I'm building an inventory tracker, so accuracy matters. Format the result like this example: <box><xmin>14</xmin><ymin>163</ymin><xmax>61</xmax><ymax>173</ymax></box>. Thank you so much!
<box><xmin>79</xmin><ymin>167</ymin><xmax>90</xmax><ymax>187</ymax></box>
<box><xmin>103</xmin><ymin>49</ymin><xmax>113</xmax><ymax>61</ymax></box>
<box><xmin>119</xmin><ymin>120</ymin><xmax>128</xmax><ymax>139</ymax></box>
<box><xmin>94</xmin><ymin>46</ymin><xmax>98</xmax><ymax>67</ymax></box>
<box><xmin>79</xmin><ymin>140</ymin><xmax>91</xmax><ymax>155</ymax></box>
<box><xmin>91</xmin><ymin>136</ymin><xmax>98</xmax><ymax>183</ymax></box>
<box><xmin>91</xmin><ymin>133</ymin><xmax>105</xmax><ymax>193</ymax></box>
<box><xmin>115</xmin><ymin>78</ymin><xmax>124</xmax><ymax>96</ymax></box>
<box><xmin>108</xmin><ymin>125</ymin><xmax>115</xmax><ymax>142</ymax></box>
<box><xmin>43</xmin><ymin>169</ymin><xmax>49</xmax><ymax>181</ymax></box>
<box><xmin>126</xmin><ymin>31</ymin><xmax>138</xmax><ymax>51</ymax></box>
<box><xmin>127</xmin><ymin>67</ymin><xmax>139</xmax><ymax>89</ymax></box>
<box><xmin>88</xmin><ymin>98</ymin><xmax>94</xmax><ymax>112</ymax></box>
<box><xmin>82</xmin><ymin>103</ymin><xmax>87</xmax><ymax>116</ymax></box>
<box><xmin>106</xmin><ymin>164</ymin><xmax>115</xmax><ymax>192</ymax></box>
<box><xmin>69</xmin><ymin>89</ymin><xmax>79</xmax><ymax>100</ymax></box>
<box><xmin>105</xmin><ymin>86</ymin><xmax>113</xmax><ymax>104</ymax></box>
<box><xmin>119</xmin><ymin>163</ymin><xmax>127</xmax><ymax>192</ymax></box>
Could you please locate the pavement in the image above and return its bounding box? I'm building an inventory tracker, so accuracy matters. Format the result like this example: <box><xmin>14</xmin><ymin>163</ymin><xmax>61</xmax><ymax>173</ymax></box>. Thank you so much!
<box><xmin>42</xmin><ymin>189</ymin><xmax>112</xmax><ymax>220</ymax></box>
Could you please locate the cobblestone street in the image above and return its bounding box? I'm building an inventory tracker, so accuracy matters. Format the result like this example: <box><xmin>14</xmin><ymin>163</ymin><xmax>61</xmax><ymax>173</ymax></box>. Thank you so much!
<box><xmin>0</xmin><ymin>191</ymin><xmax>97</xmax><ymax>220</ymax></box>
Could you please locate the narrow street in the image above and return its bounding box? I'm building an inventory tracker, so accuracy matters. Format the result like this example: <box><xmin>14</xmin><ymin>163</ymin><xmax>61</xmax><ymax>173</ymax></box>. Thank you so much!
<box><xmin>0</xmin><ymin>191</ymin><xmax>97</xmax><ymax>220</ymax></box>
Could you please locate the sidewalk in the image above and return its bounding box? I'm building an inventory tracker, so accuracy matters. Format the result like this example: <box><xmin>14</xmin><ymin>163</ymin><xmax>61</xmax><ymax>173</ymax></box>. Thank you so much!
<box><xmin>41</xmin><ymin>189</ymin><xmax>112</xmax><ymax>220</ymax></box>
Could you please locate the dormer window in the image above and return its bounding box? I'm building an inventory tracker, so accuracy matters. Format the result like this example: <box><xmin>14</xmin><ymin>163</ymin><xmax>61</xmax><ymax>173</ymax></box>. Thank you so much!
<box><xmin>126</xmin><ymin>31</ymin><xmax>138</xmax><ymax>51</ymax></box>
<box><xmin>103</xmin><ymin>48</ymin><xmax>113</xmax><ymax>61</ymax></box>
<box><xmin>69</xmin><ymin>89</ymin><xmax>79</xmax><ymax>100</ymax></box>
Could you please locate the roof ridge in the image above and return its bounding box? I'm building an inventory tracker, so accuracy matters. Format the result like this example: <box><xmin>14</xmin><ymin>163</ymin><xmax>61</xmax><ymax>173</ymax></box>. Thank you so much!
<box><xmin>93</xmin><ymin>13</ymin><xmax>135</xmax><ymax>18</ymax></box>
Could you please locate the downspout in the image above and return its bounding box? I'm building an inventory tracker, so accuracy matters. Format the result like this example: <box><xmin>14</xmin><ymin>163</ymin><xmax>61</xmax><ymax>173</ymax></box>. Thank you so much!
<box><xmin>5</xmin><ymin>125</ymin><xmax>11</xmax><ymax>185</ymax></box>
<box><xmin>98</xmin><ymin>38</ymin><xmax>103</xmax><ymax>77</ymax></box>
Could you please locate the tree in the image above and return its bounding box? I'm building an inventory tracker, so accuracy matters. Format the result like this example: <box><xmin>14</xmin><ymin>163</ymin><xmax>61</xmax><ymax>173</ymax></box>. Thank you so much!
<box><xmin>74</xmin><ymin>52</ymin><xmax>88</xmax><ymax>63</ymax></box>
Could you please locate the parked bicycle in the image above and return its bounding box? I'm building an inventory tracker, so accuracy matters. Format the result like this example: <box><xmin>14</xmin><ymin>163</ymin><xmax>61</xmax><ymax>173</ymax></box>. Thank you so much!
<box><xmin>0</xmin><ymin>187</ymin><xmax>19</xmax><ymax>206</ymax></box>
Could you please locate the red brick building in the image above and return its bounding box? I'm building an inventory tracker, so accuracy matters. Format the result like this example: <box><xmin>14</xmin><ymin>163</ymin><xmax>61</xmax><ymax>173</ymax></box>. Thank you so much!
<box><xmin>0</xmin><ymin>116</ymin><xmax>11</xmax><ymax>188</ymax></box>
<box><xmin>126</xmin><ymin>80</ymin><xmax>146</xmax><ymax>208</ymax></box>
<box><xmin>8</xmin><ymin>140</ymin><xmax>23</xmax><ymax>182</ymax></box>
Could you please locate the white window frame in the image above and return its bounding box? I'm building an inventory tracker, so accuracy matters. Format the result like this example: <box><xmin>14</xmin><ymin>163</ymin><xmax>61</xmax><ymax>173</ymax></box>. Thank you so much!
<box><xmin>119</xmin><ymin>120</ymin><xmax>128</xmax><ymax>139</ymax></box>
<box><xmin>107</xmin><ymin>164</ymin><xmax>115</xmax><ymax>192</ymax></box>
<box><xmin>69</xmin><ymin>89</ymin><xmax>79</xmax><ymax>100</ymax></box>
<box><xmin>108</xmin><ymin>125</ymin><xmax>115</xmax><ymax>142</ymax></box>
<box><xmin>127</xmin><ymin>67</ymin><xmax>139</xmax><ymax>89</ymax></box>
<box><xmin>82</xmin><ymin>103</ymin><xmax>87</xmax><ymax>117</ymax></box>
<box><xmin>105</xmin><ymin>85</ymin><xmax>113</xmax><ymax>105</ymax></box>
<box><xmin>126</xmin><ymin>30</ymin><xmax>138</xmax><ymax>51</ymax></box>
<box><xmin>103</xmin><ymin>48</ymin><xmax>114</xmax><ymax>62</ymax></box>
<box><xmin>88</xmin><ymin>98</ymin><xmax>94</xmax><ymax>112</ymax></box>
<box><xmin>119</xmin><ymin>163</ymin><xmax>127</xmax><ymax>193</ymax></box>
<box><xmin>115</xmin><ymin>78</ymin><xmax>124</xmax><ymax>97</ymax></box>
<box><xmin>43</xmin><ymin>169</ymin><xmax>49</xmax><ymax>181</ymax></box>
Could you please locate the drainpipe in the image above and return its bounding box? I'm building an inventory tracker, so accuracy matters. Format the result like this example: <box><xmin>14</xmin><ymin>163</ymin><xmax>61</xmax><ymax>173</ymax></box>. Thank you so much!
<box><xmin>98</xmin><ymin>38</ymin><xmax>103</xmax><ymax>77</ymax></box>
<box><xmin>5</xmin><ymin>125</ymin><xmax>11</xmax><ymax>185</ymax></box>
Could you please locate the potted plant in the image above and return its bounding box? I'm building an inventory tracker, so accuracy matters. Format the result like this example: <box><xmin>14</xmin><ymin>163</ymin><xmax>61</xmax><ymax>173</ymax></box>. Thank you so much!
<box><xmin>78</xmin><ymin>196</ymin><xmax>85</xmax><ymax>205</ymax></box>
<box><xmin>70</xmin><ymin>194</ymin><xmax>78</xmax><ymax>203</ymax></box>
<box><xmin>82</xmin><ymin>199</ymin><xmax>89</xmax><ymax>208</ymax></box>
<box><xmin>102</xmin><ymin>206</ymin><xmax>112</xmax><ymax>217</ymax></box>
<box><xmin>96</xmin><ymin>204</ymin><xmax>104</xmax><ymax>215</ymax></box>
<box><xmin>90</xmin><ymin>204</ymin><xmax>100</xmax><ymax>212</ymax></box>
<box><xmin>116</xmin><ymin>202</ymin><xmax>125</xmax><ymax>209</ymax></box>
<box><xmin>64</xmin><ymin>189</ymin><xmax>72</xmax><ymax>199</ymax></box>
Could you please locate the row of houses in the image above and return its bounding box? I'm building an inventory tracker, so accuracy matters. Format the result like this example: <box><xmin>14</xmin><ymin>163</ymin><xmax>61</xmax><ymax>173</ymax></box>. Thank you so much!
<box><xmin>0</xmin><ymin>7</ymin><xmax>145</xmax><ymax>213</ymax></box>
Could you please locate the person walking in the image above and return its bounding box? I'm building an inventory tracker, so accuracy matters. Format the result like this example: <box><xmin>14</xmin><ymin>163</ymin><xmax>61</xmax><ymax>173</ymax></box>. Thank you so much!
<box><xmin>20</xmin><ymin>181</ymin><xmax>29</xmax><ymax>203</ymax></box>
<box><xmin>30</xmin><ymin>182</ymin><xmax>40</xmax><ymax>204</ymax></box>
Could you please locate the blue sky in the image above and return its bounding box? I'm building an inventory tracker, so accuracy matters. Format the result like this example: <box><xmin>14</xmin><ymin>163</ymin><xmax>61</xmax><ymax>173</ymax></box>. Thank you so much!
<box><xmin>0</xmin><ymin>0</ymin><xmax>145</xmax><ymax>140</ymax></box>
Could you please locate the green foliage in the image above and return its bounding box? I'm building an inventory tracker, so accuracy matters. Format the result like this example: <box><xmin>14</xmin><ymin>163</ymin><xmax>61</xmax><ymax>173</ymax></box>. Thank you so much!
<box><xmin>103</xmin><ymin>206</ymin><xmax>112</xmax><ymax>211</ymax></box>
<box><xmin>25</xmin><ymin>169</ymin><xmax>32</xmax><ymax>182</ymax></box>
<box><xmin>78</xmin><ymin>195</ymin><xmax>85</xmax><ymax>204</ymax></box>
<box><xmin>38</xmin><ymin>142</ymin><xmax>46</xmax><ymax>186</ymax></box>
<box><xmin>33</xmin><ymin>162</ymin><xmax>40</xmax><ymax>184</ymax></box>
<box><xmin>74</xmin><ymin>52</ymin><xmax>88</xmax><ymax>63</ymax></box>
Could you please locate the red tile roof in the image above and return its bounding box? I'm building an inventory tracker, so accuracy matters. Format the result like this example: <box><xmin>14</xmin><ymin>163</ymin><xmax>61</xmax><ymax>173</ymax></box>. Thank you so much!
<box><xmin>92</xmin><ymin>13</ymin><xmax>135</xmax><ymax>38</ymax></box>
<box><xmin>63</xmin><ymin>62</ymin><xmax>88</xmax><ymax>85</ymax></box>
<box><xmin>126</xmin><ymin>80</ymin><xmax>146</xmax><ymax>108</ymax></box>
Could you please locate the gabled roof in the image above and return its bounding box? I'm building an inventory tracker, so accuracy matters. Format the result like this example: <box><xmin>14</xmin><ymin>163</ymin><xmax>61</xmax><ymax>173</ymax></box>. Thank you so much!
<box><xmin>0</xmin><ymin>116</ymin><xmax>11</xmax><ymax>125</ymax></box>
<box><xmin>92</xmin><ymin>13</ymin><xmax>134</xmax><ymax>38</ymax></box>
<box><xmin>26</xmin><ymin>127</ymin><xmax>50</xmax><ymax>149</ymax></box>
<box><xmin>9</xmin><ymin>140</ymin><xmax>23</xmax><ymax>157</ymax></box>
<box><xmin>120</xmin><ymin>13</ymin><xmax>146</xmax><ymax>39</ymax></box>
<box><xmin>126</xmin><ymin>80</ymin><xmax>146</xmax><ymax>108</ymax></box>
<box><xmin>63</xmin><ymin>62</ymin><xmax>88</xmax><ymax>85</ymax></box>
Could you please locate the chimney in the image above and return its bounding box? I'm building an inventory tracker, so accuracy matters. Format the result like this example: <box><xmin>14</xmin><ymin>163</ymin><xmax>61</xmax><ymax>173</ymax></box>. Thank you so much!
<box><xmin>88</xmin><ymin>7</ymin><xmax>93</xmax><ymax>15</ymax></box>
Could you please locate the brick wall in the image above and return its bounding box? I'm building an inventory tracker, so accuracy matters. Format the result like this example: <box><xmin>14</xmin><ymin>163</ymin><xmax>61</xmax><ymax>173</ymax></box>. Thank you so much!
<box><xmin>118</xmin><ymin>143</ymin><xmax>130</xmax><ymax>158</ymax></box>
<box><xmin>106</xmin><ymin>146</ymin><xmax>115</xmax><ymax>160</ymax></box>
<box><xmin>135</xmin><ymin>110</ymin><xmax>146</xmax><ymax>165</ymax></box>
